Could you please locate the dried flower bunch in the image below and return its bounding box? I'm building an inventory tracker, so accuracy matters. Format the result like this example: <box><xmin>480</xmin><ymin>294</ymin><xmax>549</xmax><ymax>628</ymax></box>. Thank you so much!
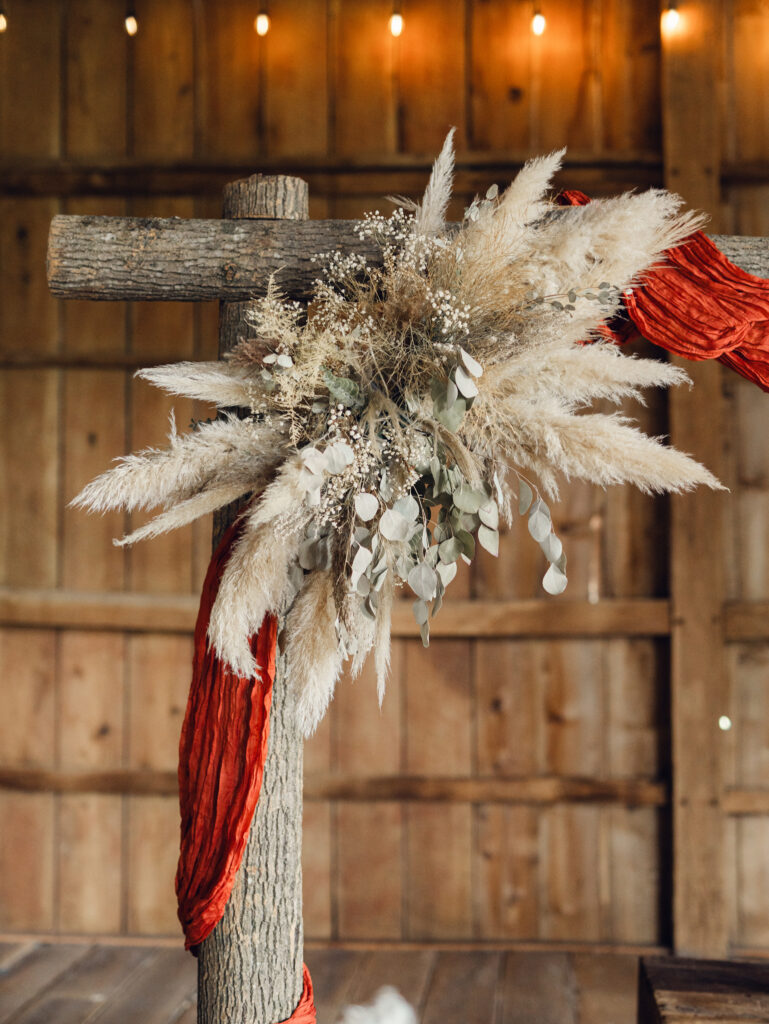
<box><xmin>74</xmin><ymin>131</ymin><xmax>721</xmax><ymax>736</ymax></box>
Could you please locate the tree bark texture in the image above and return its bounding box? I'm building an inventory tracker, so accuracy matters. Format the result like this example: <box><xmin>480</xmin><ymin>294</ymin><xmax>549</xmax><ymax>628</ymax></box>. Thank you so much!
<box><xmin>197</xmin><ymin>175</ymin><xmax>308</xmax><ymax>1024</ymax></box>
<box><xmin>47</xmin><ymin>214</ymin><xmax>767</xmax><ymax>305</ymax></box>
<box><xmin>47</xmin><ymin>214</ymin><xmax>378</xmax><ymax>302</ymax></box>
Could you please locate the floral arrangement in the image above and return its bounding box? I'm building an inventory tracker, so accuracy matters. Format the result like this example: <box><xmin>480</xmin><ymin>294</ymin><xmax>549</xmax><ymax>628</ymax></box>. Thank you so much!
<box><xmin>74</xmin><ymin>132</ymin><xmax>721</xmax><ymax>736</ymax></box>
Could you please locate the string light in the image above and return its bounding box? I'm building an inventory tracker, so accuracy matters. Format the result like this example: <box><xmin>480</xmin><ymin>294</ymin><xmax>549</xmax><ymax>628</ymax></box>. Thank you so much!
<box><xmin>0</xmin><ymin>8</ymin><xmax>7</xmax><ymax>33</ymax></box>
<box><xmin>718</xmin><ymin>715</ymin><xmax>732</xmax><ymax>732</ymax></box>
<box><xmin>389</xmin><ymin>7</ymin><xmax>403</xmax><ymax>37</ymax></box>
<box><xmin>124</xmin><ymin>8</ymin><xmax>138</xmax><ymax>36</ymax></box>
<box><xmin>255</xmin><ymin>12</ymin><xmax>270</xmax><ymax>35</ymax></box>
<box><xmin>531</xmin><ymin>6</ymin><xmax>546</xmax><ymax>35</ymax></box>
<box><xmin>660</xmin><ymin>2</ymin><xmax>680</xmax><ymax>35</ymax></box>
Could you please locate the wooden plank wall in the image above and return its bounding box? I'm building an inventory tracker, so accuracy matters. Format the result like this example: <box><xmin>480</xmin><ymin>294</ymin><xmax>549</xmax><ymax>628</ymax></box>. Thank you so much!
<box><xmin>0</xmin><ymin>0</ymin><xmax>764</xmax><ymax>956</ymax></box>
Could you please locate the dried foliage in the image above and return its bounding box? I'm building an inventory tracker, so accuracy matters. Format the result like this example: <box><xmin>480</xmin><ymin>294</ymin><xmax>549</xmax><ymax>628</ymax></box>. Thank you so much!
<box><xmin>74</xmin><ymin>134</ymin><xmax>722</xmax><ymax>735</ymax></box>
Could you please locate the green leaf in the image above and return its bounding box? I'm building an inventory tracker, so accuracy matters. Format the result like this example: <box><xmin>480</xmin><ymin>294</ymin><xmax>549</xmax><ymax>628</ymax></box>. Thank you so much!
<box><xmin>323</xmin><ymin>367</ymin><xmax>362</xmax><ymax>408</ymax></box>
<box><xmin>453</xmin><ymin>485</ymin><xmax>485</xmax><ymax>514</ymax></box>
<box><xmin>408</xmin><ymin>562</ymin><xmax>438</xmax><ymax>601</ymax></box>
<box><xmin>456</xmin><ymin>529</ymin><xmax>475</xmax><ymax>559</ymax></box>
<box><xmin>478</xmin><ymin>525</ymin><xmax>499</xmax><ymax>556</ymax></box>
<box><xmin>518</xmin><ymin>480</ymin><xmax>533</xmax><ymax>515</ymax></box>
<box><xmin>543</xmin><ymin>564</ymin><xmax>568</xmax><ymax>595</ymax></box>
<box><xmin>528</xmin><ymin>499</ymin><xmax>551</xmax><ymax>543</ymax></box>
<box><xmin>540</xmin><ymin>532</ymin><xmax>563</xmax><ymax>563</ymax></box>
<box><xmin>479</xmin><ymin>500</ymin><xmax>499</xmax><ymax>530</ymax></box>
<box><xmin>438</xmin><ymin>536</ymin><xmax>463</xmax><ymax>564</ymax></box>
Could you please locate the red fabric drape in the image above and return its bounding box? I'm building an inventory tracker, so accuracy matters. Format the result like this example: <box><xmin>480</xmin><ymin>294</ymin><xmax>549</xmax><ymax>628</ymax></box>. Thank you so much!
<box><xmin>557</xmin><ymin>189</ymin><xmax>769</xmax><ymax>391</ymax></box>
<box><xmin>175</xmin><ymin>517</ymin><xmax>278</xmax><ymax>952</ymax></box>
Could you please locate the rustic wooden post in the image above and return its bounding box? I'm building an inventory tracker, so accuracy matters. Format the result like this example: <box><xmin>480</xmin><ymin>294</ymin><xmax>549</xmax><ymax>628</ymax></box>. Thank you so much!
<box><xmin>197</xmin><ymin>174</ymin><xmax>309</xmax><ymax>1023</ymax></box>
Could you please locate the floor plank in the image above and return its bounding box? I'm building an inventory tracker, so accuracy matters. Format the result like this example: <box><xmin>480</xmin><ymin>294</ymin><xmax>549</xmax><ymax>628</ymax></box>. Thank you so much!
<box><xmin>0</xmin><ymin>944</ymin><xmax>90</xmax><ymax>1021</ymax></box>
<box><xmin>572</xmin><ymin>953</ymin><xmax>638</xmax><ymax>1024</ymax></box>
<box><xmin>0</xmin><ymin>944</ymin><xmax>642</xmax><ymax>1024</ymax></box>
<box><xmin>305</xmin><ymin>949</ymin><xmax>363</xmax><ymax>1024</ymax></box>
<box><xmin>345</xmin><ymin>950</ymin><xmax>437</xmax><ymax>1010</ymax></box>
<box><xmin>421</xmin><ymin>952</ymin><xmax>503</xmax><ymax>1024</ymax></box>
<box><xmin>10</xmin><ymin>946</ymin><xmax>154</xmax><ymax>1024</ymax></box>
<box><xmin>85</xmin><ymin>948</ymin><xmax>196</xmax><ymax>1024</ymax></box>
<box><xmin>498</xmin><ymin>952</ymin><xmax>579</xmax><ymax>1024</ymax></box>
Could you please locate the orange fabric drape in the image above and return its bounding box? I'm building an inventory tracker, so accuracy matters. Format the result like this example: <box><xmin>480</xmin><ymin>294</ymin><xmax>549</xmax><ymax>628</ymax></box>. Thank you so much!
<box><xmin>557</xmin><ymin>188</ymin><xmax>769</xmax><ymax>392</ymax></box>
<box><xmin>175</xmin><ymin>517</ymin><xmax>278</xmax><ymax>952</ymax></box>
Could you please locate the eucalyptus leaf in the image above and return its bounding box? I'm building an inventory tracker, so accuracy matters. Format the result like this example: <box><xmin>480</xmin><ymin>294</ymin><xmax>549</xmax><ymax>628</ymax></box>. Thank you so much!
<box><xmin>528</xmin><ymin>499</ymin><xmax>551</xmax><ymax>543</ymax></box>
<box><xmin>262</xmin><ymin>353</ymin><xmax>277</xmax><ymax>365</ymax></box>
<box><xmin>453</xmin><ymin>485</ymin><xmax>485</xmax><ymax>514</ymax></box>
<box><xmin>518</xmin><ymin>479</ymin><xmax>533</xmax><ymax>515</ymax></box>
<box><xmin>456</xmin><ymin>529</ymin><xmax>476</xmax><ymax>559</ymax></box>
<box><xmin>394</xmin><ymin>494</ymin><xmax>420</xmax><ymax>521</ymax></box>
<box><xmin>454</xmin><ymin>364</ymin><xmax>479</xmax><ymax>399</ymax></box>
<box><xmin>479</xmin><ymin>500</ymin><xmax>499</xmax><ymax>530</ymax></box>
<box><xmin>408</xmin><ymin>562</ymin><xmax>438</xmax><ymax>601</ymax></box>
<box><xmin>355</xmin><ymin>492</ymin><xmax>379</xmax><ymax>521</ymax></box>
<box><xmin>478</xmin><ymin>524</ymin><xmax>499</xmax><ymax>556</ymax></box>
<box><xmin>540</xmin><ymin>532</ymin><xmax>563</xmax><ymax>563</ymax></box>
<box><xmin>324</xmin><ymin>441</ymin><xmax>354</xmax><ymax>474</ymax></box>
<box><xmin>323</xmin><ymin>367</ymin><xmax>362</xmax><ymax>408</ymax></box>
<box><xmin>435</xmin><ymin>397</ymin><xmax>467</xmax><ymax>433</ymax></box>
<box><xmin>379</xmin><ymin>508</ymin><xmax>411</xmax><ymax>542</ymax></box>
<box><xmin>425</xmin><ymin>544</ymin><xmax>440</xmax><ymax>568</ymax></box>
<box><xmin>420</xmin><ymin>621</ymin><xmax>430</xmax><ymax>648</ymax></box>
<box><xmin>436</xmin><ymin>560</ymin><xmax>458</xmax><ymax>587</ymax></box>
<box><xmin>432</xmin><ymin>590</ymin><xmax>443</xmax><ymax>617</ymax></box>
<box><xmin>276</xmin><ymin>353</ymin><xmax>294</xmax><ymax>368</ymax></box>
<box><xmin>412</xmin><ymin>600</ymin><xmax>430</xmax><ymax>626</ymax></box>
<box><xmin>460</xmin><ymin>347</ymin><xmax>483</xmax><ymax>378</ymax></box>
<box><xmin>351</xmin><ymin>545</ymin><xmax>373</xmax><ymax>575</ymax></box>
<box><xmin>356</xmin><ymin>574</ymin><xmax>371</xmax><ymax>597</ymax></box>
<box><xmin>543</xmin><ymin>564</ymin><xmax>568</xmax><ymax>595</ymax></box>
<box><xmin>446</xmin><ymin>377</ymin><xmax>459</xmax><ymax>406</ymax></box>
<box><xmin>438</xmin><ymin>536</ymin><xmax>462</xmax><ymax>564</ymax></box>
<box><xmin>434</xmin><ymin>522</ymin><xmax>451</xmax><ymax>544</ymax></box>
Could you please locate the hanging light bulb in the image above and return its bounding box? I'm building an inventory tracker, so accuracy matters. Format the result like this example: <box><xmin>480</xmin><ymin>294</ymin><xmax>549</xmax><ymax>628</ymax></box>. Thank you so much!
<box><xmin>389</xmin><ymin>10</ymin><xmax>403</xmax><ymax>37</ymax></box>
<box><xmin>124</xmin><ymin>8</ymin><xmax>138</xmax><ymax>35</ymax></box>
<box><xmin>531</xmin><ymin>6</ymin><xmax>546</xmax><ymax>35</ymax></box>
<box><xmin>255</xmin><ymin>11</ymin><xmax>270</xmax><ymax>35</ymax></box>
<box><xmin>660</xmin><ymin>2</ymin><xmax>680</xmax><ymax>35</ymax></box>
<box><xmin>0</xmin><ymin>8</ymin><xmax>7</xmax><ymax>33</ymax></box>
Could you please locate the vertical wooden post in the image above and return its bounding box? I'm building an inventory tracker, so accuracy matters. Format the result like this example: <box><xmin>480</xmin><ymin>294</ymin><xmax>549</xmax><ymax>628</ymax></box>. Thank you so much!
<box><xmin>662</xmin><ymin>0</ymin><xmax>730</xmax><ymax>957</ymax></box>
<box><xmin>197</xmin><ymin>174</ymin><xmax>309</xmax><ymax>1023</ymax></box>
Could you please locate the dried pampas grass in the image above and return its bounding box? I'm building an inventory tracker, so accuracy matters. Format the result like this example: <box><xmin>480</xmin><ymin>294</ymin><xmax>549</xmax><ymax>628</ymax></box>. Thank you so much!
<box><xmin>73</xmin><ymin>129</ymin><xmax>724</xmax><ymax>735</ymax></box>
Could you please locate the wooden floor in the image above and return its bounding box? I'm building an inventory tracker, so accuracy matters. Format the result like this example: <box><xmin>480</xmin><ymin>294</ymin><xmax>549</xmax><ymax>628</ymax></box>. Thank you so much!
<box><xmin>0</xmin><ymin>942</ymin><xmax>639</xmax><ymax>1023</ymax></box>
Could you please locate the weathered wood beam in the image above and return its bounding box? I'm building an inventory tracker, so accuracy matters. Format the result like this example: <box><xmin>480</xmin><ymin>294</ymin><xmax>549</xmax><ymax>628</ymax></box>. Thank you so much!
<box><xmin>47</xmin><ymin>215</ymin><xmax>378</xmax><ymax>302</ymax></box>
<box><xmin>48</xmin><ymin>215</ymin><xmax>768</xmax><ymax>304</ymax></box>
<box><xmin>0</xmin><ymin>767</ymin><xmax>667</xmax><ymax>807</ymax></box>
<box><xmin>0</xmin><ymin>589</ymin><xmax>672</xmax><ymax>637</ymax></box>
<box><xmin>3</xmin><ymin>152</ymin><xmax>664</xmax><ymax>198</ymax></box>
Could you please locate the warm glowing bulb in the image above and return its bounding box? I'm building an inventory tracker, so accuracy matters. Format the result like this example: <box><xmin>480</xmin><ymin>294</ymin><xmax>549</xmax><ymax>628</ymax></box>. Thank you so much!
<box><xmin>389</xmin><ymin>12</ymin><xmax>403</xmax><ymax>37</ymax></box>
<box><xmin>124</xmin><ymin>14</ymin><xmax>138</xmax><ymax>35</ymax></box>
<box><xmin>0</xmin><ymin>12</ymin><xmax>7</xmax><ymax>32</ymax></box>
<box><xmin>531</xmin><ymin>11</ymin><xmax>546</xmax><ymax>35</ymax></box>
<box><xmin>255</xmin><ymin>12</ymin><xmax>270</xmax><ymax>35</ymax></box>
<box><xmin>718</xmin><ymin>715</ymin><xmax>732</xmax><ymax>732</ymax></box>
<box><xmin>660</xmin><ymin>6</ymin><xmax>680</xmax><ymax>34</ymax></box>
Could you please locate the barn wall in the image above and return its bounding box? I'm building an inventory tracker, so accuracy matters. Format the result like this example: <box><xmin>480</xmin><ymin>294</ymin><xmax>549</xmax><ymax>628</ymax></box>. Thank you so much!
<box><xmin>0</xmin><ymin>0</ymin><xmax>765</xmax><ymax>954</ymax></box>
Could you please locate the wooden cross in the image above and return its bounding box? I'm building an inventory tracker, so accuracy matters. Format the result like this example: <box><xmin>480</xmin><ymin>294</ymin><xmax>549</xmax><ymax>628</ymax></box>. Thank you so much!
<box><xmin>48</xmin><ymin>172</ymin><xmax>365</xmax><ymax>1024</ymax></box>
<box><xmin>46</xmin><ymin>172</ymin><xmax>769</xmax><ymax>1007</ymax></box>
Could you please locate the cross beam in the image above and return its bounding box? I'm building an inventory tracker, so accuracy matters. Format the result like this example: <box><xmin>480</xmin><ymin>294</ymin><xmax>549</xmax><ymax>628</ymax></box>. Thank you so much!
<box><xmin>47</xmin><ymin>213</ymin><xmax>769</xmax><ymax>303</ymax></box>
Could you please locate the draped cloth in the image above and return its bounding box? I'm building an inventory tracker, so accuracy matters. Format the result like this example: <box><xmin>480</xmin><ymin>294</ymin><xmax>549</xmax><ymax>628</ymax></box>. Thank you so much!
<box><xmin>174</xmin><ymin>518</ymin><xmax>317</xmax><ymax>1021</ymax></box>
<box><xmin>558</xmin><ymin>189</ymin><xmax>769</xmax><ymax>391</ymax></box>
<box><xmin>174</xmin><ymin>196</ymin><xmax>769</xmax><ymax>1024</ymax></box>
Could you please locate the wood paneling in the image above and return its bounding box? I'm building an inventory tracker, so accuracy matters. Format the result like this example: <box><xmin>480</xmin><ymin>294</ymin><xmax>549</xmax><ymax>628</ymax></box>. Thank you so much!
<box><xmin>1</xmin><ymin>0</ymin><xmax>768</xmax><ymax>957</ymax></box>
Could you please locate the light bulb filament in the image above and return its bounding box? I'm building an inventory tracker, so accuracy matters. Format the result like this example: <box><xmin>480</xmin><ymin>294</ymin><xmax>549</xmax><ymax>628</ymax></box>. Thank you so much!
<box><xmin>389</xmin><ymin>12</ymin><xmax>403</xmax><ymax>37</ymax></box>
<box><xmin>125</xmin><ymin>13</ymin><xmax>138</xmax><ymax>35</ymax></box>
<box><xmin>255</xmin><ymin>12</ymin><xmax>270</xmax><ymax>35</ymax></box>
<box><xmin>661</xmin><ymin>5</ymin><xmax>680</xmax><ymax>34</ymax></box>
